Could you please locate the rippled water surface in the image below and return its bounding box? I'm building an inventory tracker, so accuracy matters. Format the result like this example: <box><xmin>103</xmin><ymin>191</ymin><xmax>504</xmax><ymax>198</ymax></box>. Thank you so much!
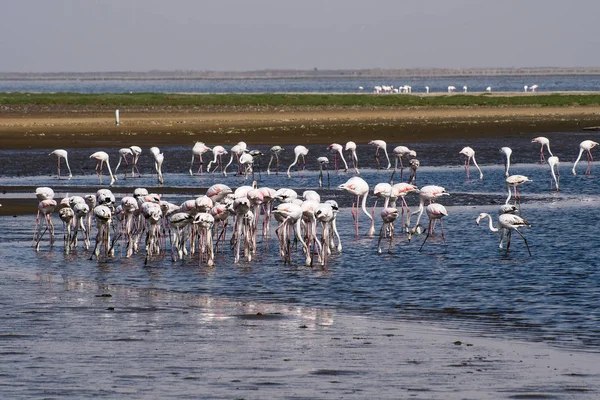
<box><xmin>2</xmin><ymin>131</ymin><xmax>600</xmax><ymax>352</ymax></box>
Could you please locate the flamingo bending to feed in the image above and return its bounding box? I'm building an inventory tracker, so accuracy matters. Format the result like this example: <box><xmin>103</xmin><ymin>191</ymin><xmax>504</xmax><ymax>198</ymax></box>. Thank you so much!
<box><xmin>500</xmin><ymin>147</ymin><xmax>512</xmax><ymax>177</ymax></box>
<box><xmin>572</xmin><ymin>140</ymin><xmax>599</xmax><ymax>175</ymax></box>
<box><xmin>505</xmin><ymin>175</ymin><xmax>532</xmax><ymax>206</ymax></box>
<box><xmin>49</xmin><ymin>149</ymin><xmax>72</xmax><ymax>180</ymax></box>
<box><xmin>189</xmin><ymin>141</ymin><xmax>211</xmax><ymax>175</ymax></box>
<box><xmin>287</xmin><ymin>145</ymin><xmax>309</xmax><ymax>178</ymax></box>
<box><xmin>548</xmin><ymin>156</ymin><xmax>560</xmax><ymax>191</ymax></box>
<box><xmin>369</xmin><ymin>140</ymin><xmax>391</xmax><ymax>170</ymax></box>
<box><xmin>390</xmin><ymin>146</ymin><xmax>416</xmax><ymax>183</ymax></box>
<box><xmin>459</xmin><ymin>146</ymin><xmax>483</xmax><ymax>180</ymax></box>
<box><xmin>206</xmin><ymin>145</ymin><xmax>228</xmax><ymax>174</ymax></box>
<box><xmin>531</xmin><ymin>137</ymin><xmax>553</xmax><ymax>164</ymax></box>
<box><xmin>328</xmin><ymin>143</ymin><xmax>348</xmax><ymax>172</ymax></box>
<box><xmin>345</xmin><ymin>141</ymin><xmax>360</xmax><ymax>174</ymax></box>
<box><xmin>317</xmin><ymin>157</ymin><xmax>330</xmax><ymax>188</ymax></box>
<box><xmin>267</xmin><ymin>146</ymin><xmax>284</xmax><ymax>175</ymax></box>
<box><xmin>476</xmin><ymin>212</ymin><xmax>531</xmax><ymax>256</ymax></box>
<box><xmin>418</xmin><ymin>203</ymin><xmax>448</xmax><ymax>251</ymax></box>
<box><xmin>89</xmin><ymin>151</ymin><xmax>115</xmax><ymax>186</ymax></box>
<box><xmin>377</xmin><ymin>207</ymin><xmax>399</xmax><ymax>254</ymax></box>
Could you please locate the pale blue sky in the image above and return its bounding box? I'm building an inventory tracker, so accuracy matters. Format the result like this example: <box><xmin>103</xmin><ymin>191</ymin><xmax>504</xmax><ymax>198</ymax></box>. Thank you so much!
<box><xmin>2</xmin><ymin>0</ymin><xmax>599</xmax><ymax>72</ymax></box>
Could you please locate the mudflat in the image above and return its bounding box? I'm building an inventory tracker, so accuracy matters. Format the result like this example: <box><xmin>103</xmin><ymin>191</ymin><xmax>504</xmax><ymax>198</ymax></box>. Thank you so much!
<box><xmin>2</xmin><ymin>104</ymin><xmax>600</xmax><ymax>149</ymax></box>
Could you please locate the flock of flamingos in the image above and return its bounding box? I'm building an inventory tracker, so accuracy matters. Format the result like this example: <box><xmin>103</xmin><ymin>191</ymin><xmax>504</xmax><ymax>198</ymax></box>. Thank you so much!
<box><xmin>30</xmin><ymin>136</ymin><xmax>599</xmax><ymax>266</ymax></box>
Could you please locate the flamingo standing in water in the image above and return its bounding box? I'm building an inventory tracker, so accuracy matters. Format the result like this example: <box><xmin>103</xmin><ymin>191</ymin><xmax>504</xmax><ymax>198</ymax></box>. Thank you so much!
<box><xmin>369</xmin><ymin>140</ymin><xmax>391</xmax><ymax>170</ymax></box>
<box><xmin>407</xmin><ymin>185</ymin><xmax>449</xmax><ymax>237</ymax></box>
<box><xmin>500</xmin><ymin>147</ymin><xmax>512</xmax><ymax>177</ymax></box>
<box><xmin>505</xmin><ymin>175</ymin><xmax>532</xmax><ymax>206</ymax></box>
<box><xmin>338</xmin><ymin>176</ymin><xmax>374</xmax><ymax>236</ymax></box>
<box><xmin>206</xmin><ymin>145</ymin><xmax>228</xmax><ymax>174</ymax></box>
<box><xmin>267</xmin><ymin>145</ymin><xmax>284</xmax><ymax>175</ymax></box>
<box><xmin>377</xmin><ymin>207</ymin><xmax>399</xmax><ymax>254</ymax></box>
<box><xmin>130</xmin><ymin>146</ymin><xmax>142</xmax><ymax>177</ymax></box>
<box><xmin>114</xmin><ymin>148</ymin><xmax>133</xmax><ymax>178</ymax></box>
<box><xmin>548</xmin><ymin>156</ymin><xmax>560</xmax><ymax>191</ymax></box>
<box><xmin>408</xmin><ymin>159</ymin><xmax>420</xmax><ymax>184</ymax></box>
<box><xmin>328</xmin><ymin>143</ymin><xmax>348</xmax><ymax>172</ymax></box>
<box><xmin>189</xmin><ymin>141</ymin><xmax>211</xmax><ymax>175</ymax></box>
<box><xmin>390</xmin><ymin>146</ymin><xmax>416</xmax><ymax>183</ymax></box>
<box><xmin>287</xmin><ymin>145</ymin><xmax>309</xmax><ymax>178</ymax></box>
<box><xmin>317</xmin><ymin>156</ymin><xmax>330</xmax><ymax>187</ymax></box>
<box><xmin>345</xmin><ymin>141</ymin><xmax>359</xmax><ymax>174</ymax></box>
<box><xmin>89</xmin><ymin>151</ymin><xmax>115</xmax><ymax>185</ymax></box>
<box><xmin>476</xmin><ymin>212</ymin><xmax>531</xmax><ymax>256</ymax></box>
<box><xmin>418</xmin><ymin>203</ymin><xmax>448</xmax><ymax>252</ymax></box>
<box><xmin>459</xmin><ymin>146</ymin><xmax>483</xmax><ymax>180</ymax></box>
<box><xmin>531</xmin><ymin>137</ymin><xmax>553</xmax><ymax>164</ymax></box>
<box><xmin>572</xmin><ymin>140</ymin><xmax>599</xmax><ymax>175</ymax></box>
<box><xmin>49</xmin><ymin>149</ymin><xmax>72</xmax><ymax>180</ymax></box>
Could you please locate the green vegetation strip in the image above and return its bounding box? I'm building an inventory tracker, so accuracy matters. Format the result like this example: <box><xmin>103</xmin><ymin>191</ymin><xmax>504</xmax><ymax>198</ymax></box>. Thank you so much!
<box><xmin>1</xmin><ymin>92</ymin><xmax>600</xmax><ymax>107</ymax></box>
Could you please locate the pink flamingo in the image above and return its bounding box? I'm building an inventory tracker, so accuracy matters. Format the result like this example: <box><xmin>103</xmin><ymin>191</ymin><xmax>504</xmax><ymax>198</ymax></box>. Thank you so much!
<box><xmin>267</xmin><ymin>145</ymin><xmax>284</xmax><ymax>175</ymax></box>
<box><xmin>328</xmin><ymin>143</ymin><xmax>348</xmax><ymax>172</ymax></box>
<box><xmin>548</xmin><ymin>156</ymin><xmax>560</xmax><ymax>191</ymax></box>
<box><xmin>459</xmin><ymin>146</ymin><xmax>483</xmax><ymax>180</ymax></box>
<box><xmin>377</xmin><ymin>207</ymin><xmax>399</xmax><ymax>254</ymax></box>
<box><xmin>369</xmin><ymin>140</ymin><xmax>391</xmax><ymax>169</ymax></box>
<box><xmin>391</xmin><ymin>145</ymin><xmax>416</xmax><ymax>182</ymax></box>
<box><xmin>189</xmin><ymin>141</ymin><xmax>211</xmax><ymax>175</ymax></box>
<box><xmin>287</xmin><ymin>145</ymin><xmax>309</xmax><ymax>178</ymax></box>
<box><xmin>418</xmin><ymin>203</ymin><xmax>448</xmax><ymax>251</ymax></box>
<box><xmin>338</xmin><ymin>176</ymin><xmax>374</xmax><ymax>236</ymax></box>
<box><xmin>345</xmin><ymin>141</ymin><xmax>360</xmax><ymax>174</ymax></box>
<box><xmin>531</xmin><ymin>137</ymin><xmax>553</xmax><ymax>164</ymax></box>
<box><xmin>89</xmin><ymin>151</ymin><xmax>115</xmax><ymax>185</ymax></box>
<box><xmin>207</xmin><ymin>145</ymin><xmax>228</xmax><ymax>174</ymax></box>
<box><xmin>49</xmin><ymin>149</ymin><xmax>72</xmax><ymax>180</ymax></box>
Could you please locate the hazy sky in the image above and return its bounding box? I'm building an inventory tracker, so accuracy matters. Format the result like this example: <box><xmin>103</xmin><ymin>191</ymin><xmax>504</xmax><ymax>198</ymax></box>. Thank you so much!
<box><xmin>2</xmin><ymin>0</ymin><xmax>600</xmax><ymax>72</ymax></box>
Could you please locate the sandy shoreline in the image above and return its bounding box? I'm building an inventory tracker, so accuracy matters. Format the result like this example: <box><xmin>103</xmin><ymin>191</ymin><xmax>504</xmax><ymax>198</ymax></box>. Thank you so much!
<box><xmin>1</xmin><ymin>268</ymin><xmax>598</xmax><ymax>399</ymax></box>
<box><xmin>2</xmin><ymin>105</ymin><xmax>600</xmax><ymax>149</ymax></box>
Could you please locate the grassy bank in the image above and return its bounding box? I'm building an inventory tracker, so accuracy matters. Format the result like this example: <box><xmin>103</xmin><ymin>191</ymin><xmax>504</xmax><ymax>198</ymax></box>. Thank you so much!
<box><xmin>2</xmin><ymin>92</ymin><xmax>600</xmax><ymax>108</ymax></box>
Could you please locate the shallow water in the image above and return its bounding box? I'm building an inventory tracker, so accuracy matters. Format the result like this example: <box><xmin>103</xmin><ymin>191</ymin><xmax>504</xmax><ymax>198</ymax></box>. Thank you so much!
<box><xmin>2</xmin><ymin>131</ymin><xmax>600</xmax><ymax>353</ymax></box>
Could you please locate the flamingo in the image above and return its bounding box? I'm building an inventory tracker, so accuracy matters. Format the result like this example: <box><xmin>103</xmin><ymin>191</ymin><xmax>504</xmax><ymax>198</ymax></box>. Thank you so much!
<box><xmin>448</xmin><ymin>86</ymin><xmax>456</xmax><ymax>93</ymax></box>
<box><xmin>369</xmin><ymin>140</ymin><xmax>391</xmax><ymax>170</ymax></box>
<box><xmin>572</xmin><ymin>140</ymin><xmax>599</xmax><ymax>175</ymax></box>
<box><xmin>407</xmin><ymin>185</ymin><xmax>449</xmax><ymax>237</ymax></box>
<box><xmin>287</xmin><ymin>145</ymin><xmax>309</xmax><ymax>178</ymax></box>
<box><xmin>34</xmin><ymin>198</ymin><xmax>57</xmax><ymax>251</ymax></box>
<box><xmin>390</xmin><ymin>182</ymin><xmax>419</xmax><ymax>230</ymax></box>
<box><xmin>206</xmin><ymin>145</ymin><xmax>228</xmax><ymax>174</ymax></box>
<box><xmin>500</xmin><ymin>147</ymin><xmax>512</xmax><ymax>177</ymax></box>
<box><xmin>345</xmin><ymin>141</ymin><xmax>359</xmax><ymax>174</ymax></box>
<box><xmin>317</xmin><ymin>157</ymin><xmax>330</xmax><ymax>188</ymax></box>
<box><xmin>377</xmin><ymin>207</ymin><xmax>399</xmax><ymax>254</ymax></box>
<box><xmin>273</xmin><ymin>202</ymin><xmax>311</xmax><ymax>266</ymax></box>
<box><xmin>476</xmin><ymin>212</ymin><xmax>531</xmax><ymax>256</ymax></box>
<box><xmin>463</xmin><ymin>85</ymin><xmax>468</xmax><ymax>93</ymax></box>
<box><xmin>114</xmin><ymin>148</ymin><xmax>133</xmax><ymax>178</ymax></box>
<box><xmin>338</xmin><ymin>176</ymin><xmax>374</xmax><ymax>236</ymax></box>
<box><xmin>486</xmin><ymin>86</ymin><xmax>492</xmax><ymax>93</ymax></box>
<box><xmin>130</xmin><ymin>146</ymin><xmax>142</xmax><ymax>177</ymax></box>
<box><xmin>267</xmin><ymin>145</ymin><xmax>284</xmax><ymax>175</ymax></box>
<box><xmin>89</xmin><ymin>151</ymin><xmax>115</xmax><ymax>185</ymax></box>
<box><xmin>49</xmin><ymin>149</ymin><xmax>72</xmax><ymax>180</ymax></box>
<box><xmin>459</xmin><ymin>146</ymin><xmax>483</xmax><ymax>180</ymax></box>
<box><xmin>548</xmin><ymin>156</ymin><xmax>560</xmax><ymax>191</ymax></box>
<box><xmin>189</xmin><ymin>141</ymin><xmax>211</xmax><ymax>175</ymax></box>
<box><xmin>155</xmin><ymin>152</ymin><xmax>164</xmax><ymax>185</ymax></box>
<box><xmin>530</xmin><ymin>84</ymin><xmax>538</xmax><ymax>92</ymax></box>
<box><xmin>531</xmin><ymin>137</ymin><xmax>553</xmax><ymax>163</ymax></box>
<box><xmin>418</xmin><ymin>203</ymin><xmax>448</xmax><ymax>252</ymax></box>
<box><xmin>390</xmin><ymin>146</ymin><xmax>416</xmax><ymax>183</ymax></box>
<box><xmin>506</xmin><ymin>175</ymin><xmax>532</xmax><ymax>206</ymax></box>
<box><xmin>224</xmin><ymin>141</ymin><xmax>247</xmax><ymax>176</ymax></box>
<box><xmin>408</xmin><ymin>159</ymin><xmax>420</xmax><ymax>184</ymax></box>
<box><xmin>328</xmin><ymin>143</ymin><xmax>348</xmax><ymax>172</ymax></box>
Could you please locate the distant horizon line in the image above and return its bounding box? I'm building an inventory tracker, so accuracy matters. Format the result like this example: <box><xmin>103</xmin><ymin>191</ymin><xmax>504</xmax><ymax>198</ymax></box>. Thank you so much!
<box><xmin>2</xmin><ymin>66</ymin><xmax>600</xmax><ymax>80</ymax></box>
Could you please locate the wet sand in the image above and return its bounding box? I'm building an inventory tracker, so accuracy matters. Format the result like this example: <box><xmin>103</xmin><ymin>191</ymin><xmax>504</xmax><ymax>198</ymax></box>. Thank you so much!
<box><xmin>2</xmin><ymin>104</ymin><xmax>600</xmax><ymax>149</ymax></box>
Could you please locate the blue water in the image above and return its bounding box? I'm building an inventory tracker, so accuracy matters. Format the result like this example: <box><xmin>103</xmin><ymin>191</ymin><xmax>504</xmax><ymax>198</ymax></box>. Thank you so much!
<box><xmin>1</xmin><ymin>74</ymin><xmax>600</xmax><ymax>93</ymax></box>
<box><xmin>2</xmin><ymin>130</ymin><xmax>600</xmax><ymax>351</ymax></box>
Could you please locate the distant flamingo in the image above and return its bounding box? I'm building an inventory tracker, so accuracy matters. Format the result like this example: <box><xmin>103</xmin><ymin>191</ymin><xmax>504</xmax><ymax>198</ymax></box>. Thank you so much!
<box><xmin>476</xmin><ymin>212</ymin><xmax>531</xmax><ymax>256</ymax></box>
<box><xmin>49</xmin><ymin>149</ymin><xmax>72</xmax><ymax>180</ymax></box>
<box><xmin>287</xmin><ymin>145</ymin><xmax>309</xmax><ymax>178</ymax></box>
<box><xmin>531</xmin><ymin>137</ymin><xmax>553</xmax><ymax>163</ymax></box>
<box><xmin>459</xmin><ymin>146</ymin><xmax>483</xmax><ymax>180</ymax></box>
<box><xmin>500</xmin><ymin>147</ymin><xmax>512</xmax><ymax>177</ymax></box>
<box><xmin>189</xmin><ymin>141</ymin><xmax>211</xmax><ymax>175</ymax></box>
<box><xmin>317</xmin><ymin>156</ymin><xmax>330</xmax><ymax>187</ymax></box>
<box><xmin>505</xmin><ymin>175</ymin><xmax>532</xmax><ymax>206</ymax></box>
<box><xmin>369</xmin><ymin>140</ymin><xmax>391</xmax><ymax>170</ymax></box>
<box><xmin>328</xmin><ymin>143</ymin><xmax>348</xmax><ymax>172</ymax></box>
<box><xmin>89</xmin><ymin>151</ymin><xmax>115</xmax><ymax>185</ymax></box>
<box><xmin>418</xmin><ymin>203</ymin><xmax>448</xmax><ymax>251</ymax></box>
<box><xmin>572</xmin><ymin>140</ymin><xmax>599</xmax><ymax>175</ymax></box>
<box><xmin>548</xmin><ymin>156</ymin><xmax>560</xmax><ymax>191</ymax></box>
<box><xmin>338</xmin><ymin>176</ymin><xmax>374</xmax><ymax>236</ymax></box>
<box><xmin>345</xmin><ymin>141</ymin><xmax>360</xmax><ymax>174</ymax></box>
<box><xmin>377</xmin><ymin>207</ymin><xmax>399</xmax><ymax>254</ymax></box>
<box><xmin>267</xmin><ymin>145</ymin><xmax>284</xmax><ymax>175</ymax></box>
<box><xmin>390</xmin><ymin>146</ymin><xmax>416</xmax><ymax>183</ymax></box>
